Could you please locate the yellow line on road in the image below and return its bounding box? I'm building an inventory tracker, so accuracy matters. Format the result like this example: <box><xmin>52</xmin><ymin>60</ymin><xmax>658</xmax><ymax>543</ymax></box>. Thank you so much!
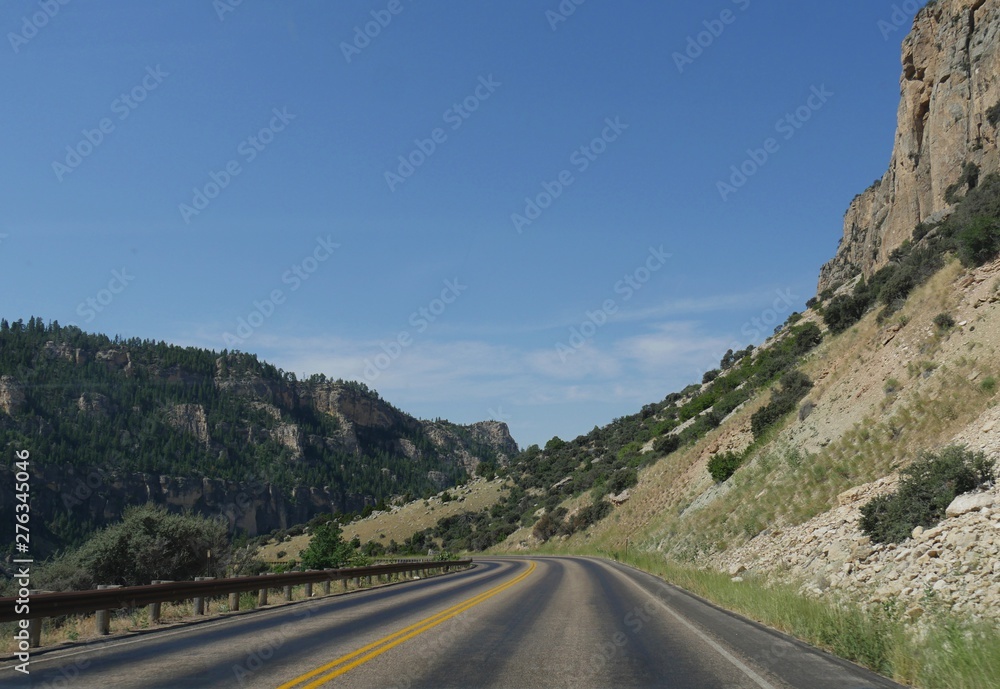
<box><xmin>277</xmin><ymin>561</ymin><xmax>536</xmax><ymax>689</ymax></box>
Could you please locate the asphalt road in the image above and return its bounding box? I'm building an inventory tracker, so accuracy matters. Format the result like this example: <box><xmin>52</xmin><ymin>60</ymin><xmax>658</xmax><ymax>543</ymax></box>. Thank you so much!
<box><xmin>0</xmin><ymin>557</ymin><xmax>908</xmax><ymax>688</ymax></box>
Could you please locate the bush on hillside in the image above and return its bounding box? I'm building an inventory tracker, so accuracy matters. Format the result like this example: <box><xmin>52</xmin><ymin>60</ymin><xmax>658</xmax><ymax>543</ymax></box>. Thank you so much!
<box><xmin>750</xmin><ymin>371</ymin><xmax>813</xmax><ymax>440</ymax></box>
<box><xmin>933</xmin><ymin>313</ymin><xmax>956</xmax><ymax>330</ymax></box>
<box><xmin>33</xmin><ymin>504</ymin><xmax>230</xmax><ymax>590</ymax></box>
<box><xmin>708</xmin><ymin>451</ymin><xmax>745</xmax><ymax>483</ymax></box>
<box><xmin>300</xmin><ymin>522</ymin><xmax>365</xmax><ymax>569</ymax></box>
<box><xmin>654</xmin><ymin>434</ymin><xmax>680</xmax><ymax>455</ymax></box>
<box><xmin>823</xmin><ymin>293</ymin><xmax>869</xmax><ymax>333</ymax></box>
<box><xmin>956</xmin><ymin>215</ymin><xmax>1000</xmax><ymax>267</ymax></box>
<box><xmin>859</xmin><ymin>446</ymin><xmax>995</xmax><ymax>544</ymax></box>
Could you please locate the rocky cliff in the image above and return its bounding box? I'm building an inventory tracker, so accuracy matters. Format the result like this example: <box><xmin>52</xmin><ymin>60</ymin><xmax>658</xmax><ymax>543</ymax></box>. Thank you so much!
<box><xmin>819</xmin><ymin>0</ymin><xmax>1000</xmax><ymax>291</ymax></box>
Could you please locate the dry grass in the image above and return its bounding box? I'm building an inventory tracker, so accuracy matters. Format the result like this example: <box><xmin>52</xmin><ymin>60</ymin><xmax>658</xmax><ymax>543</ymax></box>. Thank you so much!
<box><xmin>539</xmin><ymin>259</ymin><xmax>1000</xmax><ymax>563</ymax></box>
<box><xmin>259</xmin><ymin>477</ymin><xmax>509</xmax><ymax>561</ymax></box>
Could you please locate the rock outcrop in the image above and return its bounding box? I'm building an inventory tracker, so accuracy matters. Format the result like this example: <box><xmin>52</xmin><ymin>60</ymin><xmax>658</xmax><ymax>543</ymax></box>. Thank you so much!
<box><xmin>0</xmin><ymin>376</ymin><xmax>25</xmax><ymax>415</ymax></box>
<box><xmin>712</xmin><ymin>477</ymin><xmax>1000</xmax><ymax>624</ymax></box>
<box><xmin>819</xmin><ymin>0</ymin><xmax>1000</xmax><ymax>292</ymax></box>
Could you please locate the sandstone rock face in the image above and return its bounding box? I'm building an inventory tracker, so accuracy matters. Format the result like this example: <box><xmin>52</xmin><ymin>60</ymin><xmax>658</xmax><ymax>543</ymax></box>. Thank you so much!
<box><xmin>77</xmin><ymin>392</ymin><xmax>112</xmax><ymax>416</ymax></box>
<box><xmin>0</xmin><ymin>376</ymin><xmax>25</xmax><ymax>415</ymax></box>
<box><xmin>166</xmin><ymin>403</ymin><xmax>211</xmax><ymax>447</ymax></box>
<box><xmin>819</xmin><ymin>0</ymin><xmax>1000</xmax><ymax>292</ymax></box>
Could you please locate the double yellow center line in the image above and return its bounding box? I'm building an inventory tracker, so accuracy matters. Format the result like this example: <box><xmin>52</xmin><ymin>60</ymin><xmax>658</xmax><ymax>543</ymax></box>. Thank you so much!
<box><xmin>277</xmin><ymin>561</ymin><xmax>536</xmax><ymax>688</ymax></box>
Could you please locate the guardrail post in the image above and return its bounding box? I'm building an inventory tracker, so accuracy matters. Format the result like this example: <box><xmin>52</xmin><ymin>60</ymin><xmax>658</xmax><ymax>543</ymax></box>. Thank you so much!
<box><xmin>323</xmin><ymin>579</ymin><xmax>331</xmax><ymax>595</ymax></box>
<box><xmin>27</xmin><ymin>618</ymin><xmax>41</xmax><ymax>648</ymax></box>
<box><xmin>95</xmin><ymin>585</ymin><xmax>119</xmax><ymax>635</ymax></box>
<box><xmin>283</xmin><ymin>585</ymin><xmax>293</xmax><ymax>602</ymax></box>
<box><xmin>228</xmin><ymin>576</ymin><xmax>243</xmax><ymax>612</ymax></box>
<box><xmin>259</xmin><ymin>573</ymin><xmax>275</xmax><ymax>606</ymax></box>
<box><xmin>366</xmin><ymin>576</ymin><xmax>372</xmax><ymax>587</ymax></box>
<box><xmin>193</xmin><ymin>577</ymin><xmax>214</xmax><ymax>615</ymax></box>
<box><xmin>26</xmin><ymin>590</ymin><xmax>48</xmax><ymax>647</ymax></box>
<box><xmin>148</xmin><ymin>580</ymin><xmax>170</xmax><ymax>624</ymax></box>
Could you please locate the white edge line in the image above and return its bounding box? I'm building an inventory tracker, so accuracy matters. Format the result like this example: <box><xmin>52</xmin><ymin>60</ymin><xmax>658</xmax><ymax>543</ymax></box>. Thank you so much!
<box><xmin>608</xmin><ymin>561</ymin><xmax>778</xmax><ymax>689</ymax></box>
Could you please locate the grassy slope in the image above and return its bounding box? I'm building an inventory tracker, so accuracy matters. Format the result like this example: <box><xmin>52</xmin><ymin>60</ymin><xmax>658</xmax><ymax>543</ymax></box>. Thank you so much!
<box><xmin>493</xmin><ymin>258</ymin><xmax>1000</xmax><ymax>688</ymax></box>
<box><xmin>257</xmin><ymin>477</ymin><xmax>508</xmax><ymax>562</ymax></box>
<box><xmin>543</xmin><ymin>259</ymin><xmax>999</xmax><ymax>560</ymax></box>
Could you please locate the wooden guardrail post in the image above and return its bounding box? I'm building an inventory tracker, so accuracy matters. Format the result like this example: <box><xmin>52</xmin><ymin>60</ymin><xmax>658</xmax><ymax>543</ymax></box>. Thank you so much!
<box><xmin>304</xmin><ymin>581</ymin><xmax>313</xmax><ymax>598</ymax></box>
<box><xmin>95</xmin><ymin>585</ymin><xmax>120</xmax><ymax>635</ymax></box>
<box><xmin>283</xmin><ymin>585</ymin><xmax>293</xmax><ymax>602</ymax></box>
<box><xmin>27</xmin><ymin>618</ymin><xmax>41</xmax><ymax>648</ymax></box>
<box><xmin>323</xmin><ymin>578</ymin><xmax>331</xmax><ymax>595</ymax></box>
<box><xmin>148</xmin><ymin>580</ymin><xmax>170</xmax><ymax>624</ymax></box>
<box><xmin>26</xmin><ymin>591</ymin><xmax>45</xmax><ymax>648</ymax></box>
<box><xmin>193</xmin><ymin>577</ymin><xmax>214</xmax><ymax>615</ymax></box>
<box><xmin>259</xmin><ymin>573</ymin><xmax>275</xmax><ymax>606</ymax></box>
<box><xmin>228</xmin><ymin>576</ymin><xmax>243</xmax><ymax>612</ymax></box>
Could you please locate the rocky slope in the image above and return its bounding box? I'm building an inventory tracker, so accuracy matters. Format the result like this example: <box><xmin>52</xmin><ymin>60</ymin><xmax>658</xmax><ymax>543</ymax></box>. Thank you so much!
<box><xmin>819</xmin><ymin>0</ymin><xmax>1000</xmax><ymax>291</ymax></box>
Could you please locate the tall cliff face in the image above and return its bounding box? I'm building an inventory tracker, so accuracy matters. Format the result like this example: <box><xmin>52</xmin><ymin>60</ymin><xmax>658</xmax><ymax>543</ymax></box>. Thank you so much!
<box><xmin>819</xmin><ymin>0</ymin><xmax>1000</xmax><ymax>291</ymax></box>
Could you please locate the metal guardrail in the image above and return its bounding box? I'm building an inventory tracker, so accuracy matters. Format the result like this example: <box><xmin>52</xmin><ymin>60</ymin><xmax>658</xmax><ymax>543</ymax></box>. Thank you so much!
<box><xmin>1</xmin><ymin>559</ymin><xmax>472</xmax><ymax>647</ymax></box>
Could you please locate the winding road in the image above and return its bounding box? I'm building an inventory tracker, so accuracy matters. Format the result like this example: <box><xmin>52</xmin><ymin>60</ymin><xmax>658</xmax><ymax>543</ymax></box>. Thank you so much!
<box><xmin>1</xmin><ymin>557</ymin><xmax>907</xmax><ymax>688</ymax></box>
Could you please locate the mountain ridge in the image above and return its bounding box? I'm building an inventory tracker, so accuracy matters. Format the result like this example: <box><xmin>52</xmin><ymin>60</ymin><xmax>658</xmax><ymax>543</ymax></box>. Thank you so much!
<box><xmin>0</xmin><ymin>317</ymin><xmax>517</xmax><ymax>557</ymax></box>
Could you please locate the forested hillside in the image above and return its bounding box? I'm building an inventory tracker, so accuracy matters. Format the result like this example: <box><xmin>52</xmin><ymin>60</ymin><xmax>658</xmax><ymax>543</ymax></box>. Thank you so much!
<box><xmin>0</xmin><ymin>318</ymin><xmax>516</xmax><ymax>555</ymax></box>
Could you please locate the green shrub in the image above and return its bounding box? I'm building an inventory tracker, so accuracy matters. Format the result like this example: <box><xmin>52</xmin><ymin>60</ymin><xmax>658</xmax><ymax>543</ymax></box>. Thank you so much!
<box><xmin>823</xmin><ymin>293</ymin><xmax>870</xmax><ymax>333</ymax></box>
<box><xmin>300</xmin><ymin>522</ymin><xmax>363</xmax><ymax>569</ymax></box>
<box><xmin>750</xmin><ymin>371</ymin><xmax>813</xmax><ymax>440</ymax></box>
<box><xmin>989</xmin><ymin>100</ymin><xmax>1000</xmax><ymax>127</ymax></box>
<box><xmin>702</xmin><ymin>369</ymin><xmax>720</xmax><ymax>384</ymax></box>
<box><xmin>933</xmin><ymin>313</ymin><xmax>956</xmax><ymax>330</ymax></box>
<box><xmin>790</xmin><ymin>322</ymin><xmax>823</xmax><ymax>353</ymax></box>
<box><xmin>859</xmin><ymin>446</ymin><xmax>995</xmax><ymax>544</ymax></box>
<box><xmin>654</xmin><ymin>434</ymin><xmax>680</xmax><ymax>455</ymax></box>
<box><xmin>981</xmin><ymin>376</ymin><xmax>997</xmax><ymax>394</ymax></box>
<box><xmin>34</xmin><ymin>504</ymin><xmax>230</xmax><ymax>590</ymax></box>
<box><xmin>956</xmin><ymin>215</ymin><xmax>1000</xmax><ymax>267</ymax></box>
<box><xmin>708</xmin><ymin>451</ymin><xmax>745</xmax><ymax>483</ymax></box>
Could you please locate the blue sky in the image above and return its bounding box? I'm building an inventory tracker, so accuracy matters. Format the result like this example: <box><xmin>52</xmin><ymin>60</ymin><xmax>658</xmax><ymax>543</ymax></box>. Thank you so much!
<box><xmin>1</xmin><ymin>1</ymin><xmax>925</xmax><ymax>449</ymax></box>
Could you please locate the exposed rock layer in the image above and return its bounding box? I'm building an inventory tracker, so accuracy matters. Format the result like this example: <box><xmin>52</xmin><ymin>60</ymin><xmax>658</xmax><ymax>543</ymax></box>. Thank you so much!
<box><xmin>819</xmin><ymin>0</ymin><xmax>1000</xmax><ymax>291</ymax></box>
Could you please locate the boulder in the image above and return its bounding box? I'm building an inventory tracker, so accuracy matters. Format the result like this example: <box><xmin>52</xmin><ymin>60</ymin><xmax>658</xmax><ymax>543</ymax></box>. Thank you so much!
<box><xmin>946</xmin><ymin>493</ymin><xmax>995</xmax><ymax>518</ymax></box>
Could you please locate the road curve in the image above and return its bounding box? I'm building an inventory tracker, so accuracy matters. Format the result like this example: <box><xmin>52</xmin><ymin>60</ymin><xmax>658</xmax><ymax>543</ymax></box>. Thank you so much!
<box><xmin>0</xmin><ymin>557</ymin><xmax>907</xmax><ymax>689</ymax></box>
